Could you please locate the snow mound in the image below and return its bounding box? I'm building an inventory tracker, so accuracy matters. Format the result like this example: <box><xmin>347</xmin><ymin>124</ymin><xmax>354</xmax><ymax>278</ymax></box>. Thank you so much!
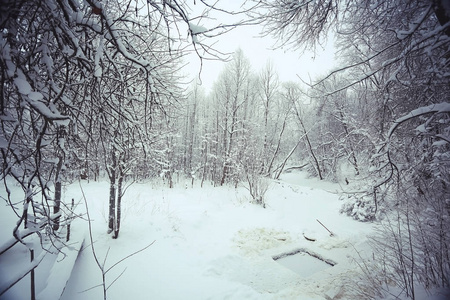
<box><xmin>37</xmin><ymin>228</ymin><xmax>86</xmax><ymax>300</ymax></box>
<box><xmin>233</xmin><ymin>228</ymin><xmax>293</xmax><ymax>256</ymax></box>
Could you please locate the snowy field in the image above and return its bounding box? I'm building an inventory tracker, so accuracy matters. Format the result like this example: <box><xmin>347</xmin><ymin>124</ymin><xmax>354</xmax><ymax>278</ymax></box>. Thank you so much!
<box><xmin>0</xmin><ymin>171</ymin><xmax>446</xmax><ymax>299</ymax></box>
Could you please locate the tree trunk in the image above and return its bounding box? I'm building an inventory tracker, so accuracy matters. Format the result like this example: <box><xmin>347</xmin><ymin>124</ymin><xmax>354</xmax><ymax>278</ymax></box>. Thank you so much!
<box><xmin>53</xmin><ymin>155</ymin><xmax>63</xmax><ymax>231</ymax></box>
<box><xmin>274</xmin><ymin>139</ymin><xmax>302</xmax><ymax>180</ymax></box>
<box><xmin>53</xmin><ymin>125</ymin><xmax>65</xmax><ymax>231</ymax></box>
<box><xmin>338</xmin><ymin>108</ymin><xmax>359</xmax><ymax>175</ymax></box>
<box><xmin>293</xmin><ymin>100</ymin><xmax>323</xmax><ymax>180</ymax></box>
<box><xmin>66</xmin><ymin>198</ymin><xmax>74</xmax><ymax>242</ymax></box>
<box><xmin>201</xmin><ymin>141</ymin><xmax>208</xmax><ymax>188</ymax></box>
<box><xmin>266</xmin><ymin>115</ymin><xmax>287</xmax><ymax>176</ymax></box>
<box><xmin>303</xmin><ymin>127</ymin><xmax>323</xmax><ymax>180</ymax></box>
<box><xmin>108</xmin><ymin>151</ymin><xmax>116</xmax><ymax>234</ymax></box>
<box><xmin>53</xmin><ymin>180</ymin><xmax>62</xmax><ymax>231</ymax></box>
<box><xmin>297</xmin><ymin>116</ymin><xmax>322</xmax><ymax>180</ymax></box>
<box><xmin>434</xmin><ymin>0</ymin><xmax>450</xmax><ymax>36</ymax></box>
<box><xmin>108</xmin><ymin>179</ymin><xmax>116</xmax><ymax>234</ymax></box>
<box><xmin>30</xmin><ymin>249</ymin><xmax>35</xmax><ymax>300</ymax></box>
<box><xmin>221</xmin><ymin>96</ymin><xmax>239</xmax><ymax>186</ymax></box>
<box><xmin>113</xmin><ymin>173</ymin><xmax>123</xmax><ymax>239</ymax></box>
<box><xmin>220</xmin><ymin>163</ymin><xmax>228</xmax><ymax>186</ymax></box>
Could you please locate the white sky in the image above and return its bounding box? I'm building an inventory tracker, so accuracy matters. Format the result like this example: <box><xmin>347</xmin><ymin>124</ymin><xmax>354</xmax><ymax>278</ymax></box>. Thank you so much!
<box><xmin>183</xmin><ymin>14</ymin><xmax>336</xmax><ymax>94</ymax></box>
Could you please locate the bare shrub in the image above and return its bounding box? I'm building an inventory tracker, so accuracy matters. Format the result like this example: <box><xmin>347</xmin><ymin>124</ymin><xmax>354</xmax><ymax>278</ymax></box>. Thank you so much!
<box><xmin>245</xmin><ymin>173</ymin><xmax>270</xmax><ymax>208</ymax></box>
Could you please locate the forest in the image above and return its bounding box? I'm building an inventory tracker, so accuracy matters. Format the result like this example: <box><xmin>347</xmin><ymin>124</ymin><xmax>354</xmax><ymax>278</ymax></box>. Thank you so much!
<box><xmin>0</xmin><ymin>0</ymin><xmax>449</xmax><ymax>299</ymax></box>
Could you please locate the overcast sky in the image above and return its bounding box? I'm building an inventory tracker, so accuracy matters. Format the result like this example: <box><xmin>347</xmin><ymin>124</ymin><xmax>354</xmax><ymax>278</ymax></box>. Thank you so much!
<box><xmin>182</xmin><ymin>7</ymin><xmax>336</xmax><ymax>94</ymax></box>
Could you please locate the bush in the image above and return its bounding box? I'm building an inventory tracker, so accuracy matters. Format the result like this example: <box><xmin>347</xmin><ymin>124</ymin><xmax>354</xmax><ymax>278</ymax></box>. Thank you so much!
<box><xmin>245</xmin><ymin>173</ymin><xmax>270</xmax><ymax>208</ymax></box>
<box><xmin>340</xmin><ymin>193</ymin><xmax>379</xmax><ymax>222</ymax></box>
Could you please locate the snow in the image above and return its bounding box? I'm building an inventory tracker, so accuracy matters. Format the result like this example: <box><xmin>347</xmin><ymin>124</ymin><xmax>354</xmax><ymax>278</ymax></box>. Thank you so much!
<box><xmin>189</xmin><ymin>23</ymin><xmax>208</xmax><ymax>35</ymax></box>
<box><xmin>189</xmin><ymin>23</ymin><xmax>208</xmax><ymax>43</ymax></box>
<box><xmin>0</xmin><ymin>136</ymin><xmax>7</xmax><ymax>149</ymax></box>
<box><xmin>37</xmin><ymin>226</ymin><xmax>86</xmax><ymax>300</ymax></box>
<box><xmin>0</xmin><ymin>249</ymin><xmax>47</xmax><ymax>296</ymax></box>
<box><xmin>60</xmin><ymin>173</ymin><xmax>372</xmax><ymax>299</ymax></box>
<box><xmin>275</xmin><ymin>251</ymin><xmax>332</xmax><ymax>278</ymax></box>
<box><xmin>13</xmin><ymin>78</ymin><xmax>32</xmax><ymax>95</ymax></box>
<box><xmin>94</xmin><ymin>37</ymin><xmax>104</xmax><ymax>78</ymax></box>
<box><xmin>27</xmin><ymin>99</ymin><xmax>68</xmax><ymax>121</ymax></box>
<box><xmin>10</xmin><ymin>74</ymin><xmax>69</xmax><ymax>121</ymax></box>
<box><xmin>0</xmin><ymin>171</ymin><xmax>446</xmax><ymax>299</ymax></box>
<box><xmin>27</xmin><ymin>91</ymin><xmax>44</xmax><ymax>101</ymax></box>
<box><xmin>388</xmin><ymin>102</ymin><xmax>450</xmax><ymax>137</ymax></box>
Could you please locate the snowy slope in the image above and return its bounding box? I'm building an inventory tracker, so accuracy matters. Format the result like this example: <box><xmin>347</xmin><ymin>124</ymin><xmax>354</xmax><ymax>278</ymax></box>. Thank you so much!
<box><xmin>1</xmin><ymin>172</ymin><xmax>375</xmax><ymax>299</ymax></box>
<box><xmin>57</xmin><ymin>172</ymin><xmax>374</xmax><ymax>300</ymax></box>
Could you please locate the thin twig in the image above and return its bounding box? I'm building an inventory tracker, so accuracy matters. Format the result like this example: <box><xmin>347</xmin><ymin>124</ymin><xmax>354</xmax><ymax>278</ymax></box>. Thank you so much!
<box><xmin>105</xmin><ymin>241</ymin><xmax>156</xmax><ymax>274</ymax></box>
<box><xmin>106</xmin><ymin>267</ymin><xmax>127</xmax><ymax>291</ymax></box>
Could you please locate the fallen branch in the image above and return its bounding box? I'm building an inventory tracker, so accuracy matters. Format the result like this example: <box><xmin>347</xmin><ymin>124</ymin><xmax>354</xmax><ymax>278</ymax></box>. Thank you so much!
<box><xmin>316</xmin><ymin>219</ymin><xmax>335</xmax><ymax>237</ymax></box>
<box><xmin>303</xmin><ymin>233</ymin><xmax>316</xmax><ymax>242</ymax></box>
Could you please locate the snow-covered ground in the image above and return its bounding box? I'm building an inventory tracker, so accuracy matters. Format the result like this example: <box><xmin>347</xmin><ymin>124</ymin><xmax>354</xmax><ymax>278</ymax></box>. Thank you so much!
<box><xmin>1</xmin><ymin>171</ymin><xmax>444</xmax><ymax>299</ymax></box>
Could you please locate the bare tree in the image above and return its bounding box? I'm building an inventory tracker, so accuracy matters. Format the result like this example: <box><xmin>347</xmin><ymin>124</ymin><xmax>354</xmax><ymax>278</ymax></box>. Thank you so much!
<box><xmin>0</xmin><ymin>2</ymin><xmax>258</xmax><ymax>297</ymax></box>
<box><xmin>283</xmin><ymin>83</ymin><xmax>323</xmax><ymax>180</ymax></box>
<box><xmin>254</xmin><ymin>1</ymin><xmax>450</xmax><ymax>297</ymax></box>
<box><xmin>209</xmin><ymin>49</ymin><xmax>253</xmax><ymax>185</ymax></box>
<box><xmin>258</xmin><ymin>61</ymin><xmax>281</xmax><ymax>175</ymax></box>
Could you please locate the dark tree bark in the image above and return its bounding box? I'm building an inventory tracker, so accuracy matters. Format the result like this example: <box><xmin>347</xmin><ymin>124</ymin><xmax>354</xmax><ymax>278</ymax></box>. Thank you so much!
<box><xmin>337</xmin><ymin>107</ymin><xmax>359</xmax><ymax>176</ymax></box>
<box><xmin>30</xmin><ymin>249</ymin><xmax>35</xmax><ymax>300</ymax></box>
<box><xmin>113</xmin><ymin>172</ymin><xmax>123</xmax><ymax>239</ymax></box>
<box><xmin>108</xmin><ymin>150</ymin><xmax>117</xmax><ymax>234</ymax></box>
<box><xmin>53</xmin><ymin>127</ymin><xmax>65</xmax><ymax>231</ymax></box>
<box><xmin>433</xmin><ymin>0</ymin><xmax>450</xmax><ymax>36</ymax></box>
